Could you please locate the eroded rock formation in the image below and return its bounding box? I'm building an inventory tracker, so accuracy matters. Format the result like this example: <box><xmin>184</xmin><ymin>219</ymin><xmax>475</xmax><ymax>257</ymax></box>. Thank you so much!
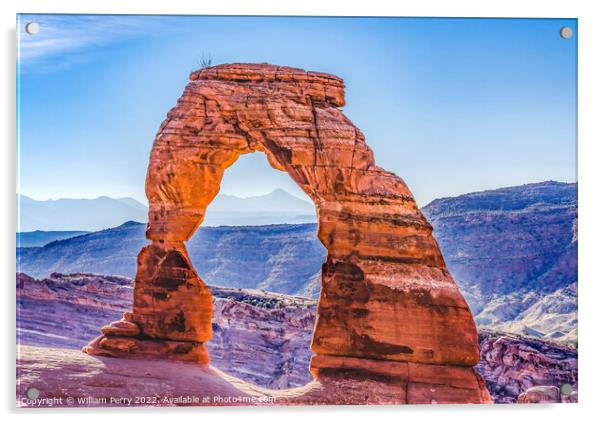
<box><xmin>476</xmin><ymin>330</ymin><xmax>578</xmax><ymax>403</ymax></box>
<box><xmin>84</xmin><ymin>63</ymin><xmax>491</xmax><ymax>404</ymax></box>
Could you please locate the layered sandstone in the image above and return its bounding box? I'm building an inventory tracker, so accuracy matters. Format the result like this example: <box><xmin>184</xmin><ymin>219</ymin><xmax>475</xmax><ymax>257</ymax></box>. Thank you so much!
<box><xmin>84</xmin><ymin>242</ymin><xmax>212</xmax><ymax>363</ymax></box>
<box><xmin>85</xmin><ymin>63</ymin><xmax>490</xmax><ymax>403</ymax></box>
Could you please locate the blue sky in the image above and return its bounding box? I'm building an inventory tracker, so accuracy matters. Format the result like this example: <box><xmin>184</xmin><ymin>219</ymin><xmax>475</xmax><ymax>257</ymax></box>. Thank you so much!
<box><xmin>17</xmin><ymin>15</ymin><xmax>577</xmax><ymax>206</ymax></box>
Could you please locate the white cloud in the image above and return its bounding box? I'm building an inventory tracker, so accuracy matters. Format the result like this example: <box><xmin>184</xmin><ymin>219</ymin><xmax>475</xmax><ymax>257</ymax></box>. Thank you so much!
<box><xmin>17</xmin><ymin>15</ymin><xmax>169</xmax><ymax>64</ymax></box>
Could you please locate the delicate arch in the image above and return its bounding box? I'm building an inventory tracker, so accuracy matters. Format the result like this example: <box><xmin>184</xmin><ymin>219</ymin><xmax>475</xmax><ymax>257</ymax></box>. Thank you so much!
<box><xmin>85</xmin><ymin>64</ymin><xmax>491</xmax><ymax>404</ymax></box>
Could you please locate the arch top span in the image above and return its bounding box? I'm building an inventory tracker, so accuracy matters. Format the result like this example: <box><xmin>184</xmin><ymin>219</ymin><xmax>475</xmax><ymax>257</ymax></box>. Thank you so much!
<box><xmin>146</xmin><ymin>63</ymin><xmax>373</xmax><ymax>243</ymax></box>
<box><xmin>189</xmin><ymin>63</ymin><xmax>346</xmax><ymax>106</ymax></box>
<box><xmin>84</xmin><ymin>63</ymin><xmax>491</xmax><ymax>404</ymax></box>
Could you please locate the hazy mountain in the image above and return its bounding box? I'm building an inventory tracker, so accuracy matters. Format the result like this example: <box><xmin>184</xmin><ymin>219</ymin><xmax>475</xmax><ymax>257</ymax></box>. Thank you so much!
<box><xmin>207</xmin><ymin>188</ymin><xmax>314</xmax><ymax>213</ymax></box>
<box><xmin>17</xmin><ymin>189</ymin><xmax>316</xmax><ymax>231</ymax></box>
<box><xmin>16</xmin><ymin>181</ymin><xmax>577</xmax><ymax>344</ymax></box>
<box><xmin>202</xmin><ymin>189</ymin><xmax>316</xmax><ymax>226</ymax></box>
<box><xmin>17</xmin><ymin>195</ymin><xmax>148</xmax><ymax>232</ymax></box>
<box><xmin>17</xmin><ymin>230</ymin><xmax>89</xmax><ymax>248</ymax></box>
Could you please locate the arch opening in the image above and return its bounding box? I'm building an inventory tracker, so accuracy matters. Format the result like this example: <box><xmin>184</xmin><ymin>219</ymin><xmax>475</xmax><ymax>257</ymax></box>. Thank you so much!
<box><xmin>188</xmin><ymin>151</ymin><xmax>323</xmax><ymax>294</ymax></box>
<box><xmin>185</xmin><ymin>151</ymin><xmax>325</xmax><ymax>389</ymax></box>
<box><xmin>199</xmin><ymin>152</ymin><xmax>317</xmax><ymax>227</ymax></box>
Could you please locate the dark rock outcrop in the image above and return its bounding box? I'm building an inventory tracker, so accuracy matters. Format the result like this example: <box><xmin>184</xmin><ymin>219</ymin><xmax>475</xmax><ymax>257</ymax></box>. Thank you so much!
<box><xmin>518</xmin><ymin>385</ymin><xmax>577</xmax><ymax>403</ymax></box>
<box><xmin>517</xmin><ymin>386</ymin><xmax>561</xmax><ymax>403</ymax></box>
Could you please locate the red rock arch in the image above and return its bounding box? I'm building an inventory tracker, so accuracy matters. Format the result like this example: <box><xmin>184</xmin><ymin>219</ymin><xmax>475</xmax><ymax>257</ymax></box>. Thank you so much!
<box><xmin>85</xmin><ymin>64</ymin><xmax>490</xmax><ymax>404</ymax></box>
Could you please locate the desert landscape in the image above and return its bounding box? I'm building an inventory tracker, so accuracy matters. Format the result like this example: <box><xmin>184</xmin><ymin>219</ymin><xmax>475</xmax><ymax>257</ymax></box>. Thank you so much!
<box><xmin>15</xmin><ymin>180</ymin><xmax>578</xmax><ymax>405</ymax></box>
<box><xmin>16</xmin><ymin>62</ymin><xmax>577</xmax><ymax>407</ymax></box>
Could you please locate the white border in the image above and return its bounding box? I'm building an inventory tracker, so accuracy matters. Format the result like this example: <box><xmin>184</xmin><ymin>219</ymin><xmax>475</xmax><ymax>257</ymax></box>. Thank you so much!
<box><xmin>2</xmin><ymin>1</ymin><xmax>600</xmax><ymax>421</ymax></box>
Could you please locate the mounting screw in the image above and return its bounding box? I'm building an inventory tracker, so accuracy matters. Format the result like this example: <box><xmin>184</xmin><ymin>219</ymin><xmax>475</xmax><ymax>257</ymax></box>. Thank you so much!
<box><xmin>25</xmin><ymin>22</ymin><xmax>40</xmax><ymax>35</ymax></box>
<box><xmin>560</xmin><ymin>27</ymin><xmax>573</xmax><ymax>39</ymax></box>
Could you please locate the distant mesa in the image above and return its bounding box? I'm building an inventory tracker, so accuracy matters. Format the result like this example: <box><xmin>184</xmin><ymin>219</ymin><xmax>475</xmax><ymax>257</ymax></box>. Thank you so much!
<box><xmin>423</xmin><ymin>180</ymin><xmax>577</xmax><ymax>346</ymax></box>
<box><xmin>17</xmin><ymin>230</ymin><xmax>89</xmax><ymax>248</ymax></box>
<box><xmin>16</xmin><ymin>222</ymin><xmax>325</xmax><ymax>295</ymax></box>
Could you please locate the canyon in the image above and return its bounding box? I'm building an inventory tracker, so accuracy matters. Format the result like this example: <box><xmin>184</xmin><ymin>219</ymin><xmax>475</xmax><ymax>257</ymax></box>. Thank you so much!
<box><xmin>17</xmin><ymin>182</ymin><xmax>578</xmax><ymax>344</ymax></box>
<box><xmin>17</xmin><ymin>272</ymin><xmax>577</xmax><ymax>404</ymax></box>
<box><xmin>423</xmin><ymin>181</ymin><xmax>577</xmax><ymax>345</ymax></box>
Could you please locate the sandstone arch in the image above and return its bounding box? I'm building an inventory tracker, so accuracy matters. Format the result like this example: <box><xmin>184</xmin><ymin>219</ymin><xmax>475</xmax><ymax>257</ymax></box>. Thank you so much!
<box><xmin>85</xmin><ymin>63</ymin><xmax>491</xmax><ymax>404</ymax></box>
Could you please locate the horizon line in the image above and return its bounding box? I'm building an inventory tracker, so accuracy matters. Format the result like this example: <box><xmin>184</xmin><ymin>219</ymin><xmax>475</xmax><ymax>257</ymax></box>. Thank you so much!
<box><xmin>16</xmin><ymin>178</ymin><xmax>576</xmax><ymax>207</ymax></box>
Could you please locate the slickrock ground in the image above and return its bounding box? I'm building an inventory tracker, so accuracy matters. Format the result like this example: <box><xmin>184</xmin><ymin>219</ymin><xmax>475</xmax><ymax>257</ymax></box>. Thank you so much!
<box><xmin>17</xmin><ymin>272</ymin><xmax>315</xmax><ymax>389</ymax></box>
<box><xmin>17</xmin><ymin>273</ymin><xmax>577</xmax><ymax>404</ymax></box>
<box><xmin>19</xmin><ymin>345</ymin><xmax>484</xmax><ymax>407</ymax></box>
<box><xmin>20</xmin><ymin>345</ymin><xmax>496</xmax><ymax>407</ymax></box>
<box><xmin>17</xmin><ymin>345</ymin><xmax>272</xmax><ymax>408</ymax></box>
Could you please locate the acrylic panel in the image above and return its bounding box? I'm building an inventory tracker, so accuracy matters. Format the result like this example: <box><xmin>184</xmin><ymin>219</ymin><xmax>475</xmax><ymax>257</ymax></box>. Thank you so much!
<box><xmin>16</xmin><ymin>14</ymin><xmax>578</xmax><ymax>407</ymax></box>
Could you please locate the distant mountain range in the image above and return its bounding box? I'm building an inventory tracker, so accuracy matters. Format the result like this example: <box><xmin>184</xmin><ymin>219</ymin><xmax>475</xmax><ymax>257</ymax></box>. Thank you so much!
<box><xmin>17</xmin><ymin>195</ymin><xmax>148</xmax><ymax>232</ymax></box>
<box><xmin>16</xmin><ymin>181</ymin><xmax>577</xmax><ymax>344</ymax></box>
<box><xmin>17</xmin><ymin>189</ymin><xmax>316</xmax><ymax>232</ymax></box>
<box><xmin>17</xmin><ymin>222</ymin><xmax>326</xmax><ymax>297</ymax></box>
<box><xmin>203</xmin><ymin>188</ymin><xmax>316</xmax><ymax>226</ymax></box>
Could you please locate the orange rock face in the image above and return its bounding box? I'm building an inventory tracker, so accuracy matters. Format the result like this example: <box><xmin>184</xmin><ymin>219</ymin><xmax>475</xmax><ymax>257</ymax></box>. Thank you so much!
<box><xmin>84</xmin><ymin>242</ymin><xmax>212</xmax><ymax>364</ymax></box>
<box><xmin>85</xmin><ymin>63</ymin><xmax>490</xmax><ymax>403</ymax></box>
<box><xmin>131</xmin><ymin>243</ymin><xmax>212</xmax><ymax>343</ymax></box>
